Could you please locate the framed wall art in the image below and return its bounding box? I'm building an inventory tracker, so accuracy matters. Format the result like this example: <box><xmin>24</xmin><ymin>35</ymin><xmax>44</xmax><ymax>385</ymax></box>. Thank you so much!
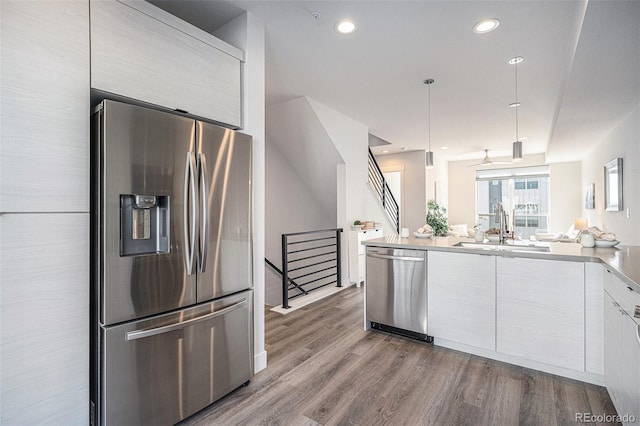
<box><xmin>585</xmin><ymin>183</ymin><xmax>595</xmax><ymax>209</ymax></box>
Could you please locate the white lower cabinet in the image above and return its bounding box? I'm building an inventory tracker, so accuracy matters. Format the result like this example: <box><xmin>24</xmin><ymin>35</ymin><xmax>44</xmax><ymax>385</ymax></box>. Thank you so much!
<box><xmin>585</xmin><ymin>262</ymin><xmax>604</xmax><ymax>375</ymax></box>
<box><xmin>428</xmin><ymin>251</ymin><xmax>496</xmax><ymax>350</ymax></box>
<box><xmin>604</xmin><ymin>270</ymin><xmax>640</xmax><ymax>423</ymax></box>
<box><xmin>496</xmin><ymin>257</ymin><xmax>585</xmax><ymax>371</ymax></box>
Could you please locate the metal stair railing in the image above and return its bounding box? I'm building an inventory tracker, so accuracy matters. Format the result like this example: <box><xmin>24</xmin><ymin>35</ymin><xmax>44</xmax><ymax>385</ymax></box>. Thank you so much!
<box><xmin>368</xmin><ymin>148</ymin><xmax>400</xmax><ymax>234</ymax></box>
<box><xmin>279</xmin><ymin>228</ymin><xmax>343</xmax><ymax>309</ymax></box>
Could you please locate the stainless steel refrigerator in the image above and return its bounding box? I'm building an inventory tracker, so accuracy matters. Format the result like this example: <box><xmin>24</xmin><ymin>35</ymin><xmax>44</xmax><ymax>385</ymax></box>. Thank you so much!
<box><xmin>90</xmin><ymin>99</ymin><xmax>253</xmax><ymax>426</ymax></box>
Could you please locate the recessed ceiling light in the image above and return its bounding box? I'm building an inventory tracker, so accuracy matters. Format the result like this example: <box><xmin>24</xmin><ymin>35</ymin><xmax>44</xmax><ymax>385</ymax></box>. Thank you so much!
<box><xmin>335</xmin><ymin>19</ymin><xmax>356</xmax><ymax>34</ymax></box>
<box><xmin>381</xmin><ymin>150</ymin><xmax>389</xmax><ymax>153</ymax></box>
<box><xmin>508</xmin><ymin>56</ymin><xmax>524</xmax><ymax>65</ymax></box>
<box><xmin>473</xmin><ymin>18</ymin><xmax>500</xmax><ymax>34</ymax></box>
<box><xmin>441</xmin><ymin>146</ymin><xmax>449</xmax><ymax>150</ymax></box>
<box><xmin>509</xmin><ymin>102</ymin><xmax>521</xmax><ymax>108</ymax></box>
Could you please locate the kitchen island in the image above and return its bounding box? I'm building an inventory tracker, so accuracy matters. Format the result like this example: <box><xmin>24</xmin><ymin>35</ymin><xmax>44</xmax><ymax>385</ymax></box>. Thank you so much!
<box><xmin>362</xmin><ymin>235</ymin><xmax>640</xmax><ymax>419</ymax></box>
<box><xmin>363</xmin><ymin>235</ymin><xmax>640</xmax><ymax>293</ymax></box>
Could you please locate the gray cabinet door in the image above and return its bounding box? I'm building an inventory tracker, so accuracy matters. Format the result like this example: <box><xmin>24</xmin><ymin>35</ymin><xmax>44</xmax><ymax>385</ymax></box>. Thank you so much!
<box><xmin>196</xmin><ymin>121</ymin><xmax>252</xmax><ymax>302</ymax></box>
<box><xmin>99</xmin><ymin>100</ymin><xmax>197</xmax><ymax>325</ymax></box>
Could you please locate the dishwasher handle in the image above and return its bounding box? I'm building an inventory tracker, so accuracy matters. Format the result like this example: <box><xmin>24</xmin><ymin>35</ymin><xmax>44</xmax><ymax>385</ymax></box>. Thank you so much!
<box><xmin>367</xmin><ymin>252</ymin><xmax>425</xmax><ymax>262</ymax></box>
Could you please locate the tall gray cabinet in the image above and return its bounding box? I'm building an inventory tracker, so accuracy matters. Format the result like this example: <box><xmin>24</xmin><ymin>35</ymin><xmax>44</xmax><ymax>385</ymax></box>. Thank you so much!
<box><xmin>0</xmin><ymin>1</ymin><xmax>90</xmax><ymax>424</ymax></box>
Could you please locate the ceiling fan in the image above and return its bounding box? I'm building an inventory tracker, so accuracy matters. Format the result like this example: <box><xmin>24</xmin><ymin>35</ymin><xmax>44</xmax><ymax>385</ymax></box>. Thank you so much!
<box><xmin>467</xmin><ymin>149</ymin><xmax>513</xmax><ymax>167</ymax></box>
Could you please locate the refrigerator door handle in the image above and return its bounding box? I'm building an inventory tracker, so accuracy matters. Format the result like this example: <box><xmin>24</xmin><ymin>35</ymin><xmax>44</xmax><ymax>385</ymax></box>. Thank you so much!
<box><xmin>198</xmin><ymin>152</ymin><xmax>209</xmax><ymax>273</ymax></box>
<box><xmin>184</xmin><ymin>151</ymin><xmax>198</xmax><ymax>275</ymax></box>
<box><xmin>126</xmin><ymin>298</ymin><xmax>248</xmax><ymax>341</ymax></box>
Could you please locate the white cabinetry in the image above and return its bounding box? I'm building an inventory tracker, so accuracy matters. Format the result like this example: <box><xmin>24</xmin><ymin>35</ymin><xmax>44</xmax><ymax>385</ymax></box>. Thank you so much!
<box><xmin>604</xmin><ymin>269</ymin><xmax>640</xmax><ymax>422</ymax></box>
<box><xmin>0</xmin><ymin>214</ymin><xmax>89</xmax><ymax>424</ymax></box>
<box><xmin>428</xmin><ymin>251</ymin><xmax>496</xmax><ymax>350</ymax></box>
<box><xmin>497</xmin><ymin>257</ymin><xmax>584</xmax><ymax>371</ymax></box>
<box><xmin>0</xmin><ymin>1</ymin><xmax>89</xmax><ymax>424</ymax></box>
<box><xmin>349</xmin><ymin>229</ymin><xmax>382</xmax><ymax>286</ymax></box>
<box><xmin>585</xmin><ymin>262</ymin><xmax>604</xmax><ymax>375</ymax></box>
<box><xmin>1</xmin><ymin>0</ymin><xmax>90</xmax><ymax>212</ymax></box>
<box><xmin>90</xmin><ymin>0</ymin><xmax>242</xmax><ymax>128</ymax></box>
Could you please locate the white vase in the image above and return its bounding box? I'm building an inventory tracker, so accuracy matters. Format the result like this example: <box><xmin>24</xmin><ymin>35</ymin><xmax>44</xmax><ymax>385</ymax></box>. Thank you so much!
<box><xmin>581</xmin><ymin>233</ymin><xmax>595</xmax><ymax>248</ymax></box>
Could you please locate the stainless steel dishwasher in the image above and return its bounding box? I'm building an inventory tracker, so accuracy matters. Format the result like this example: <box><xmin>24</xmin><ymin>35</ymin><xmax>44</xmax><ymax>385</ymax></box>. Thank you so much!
<box><xmin>365</xmin><ymin>246</ymin><xmax>431</xmax><ymax>342</ymax></box>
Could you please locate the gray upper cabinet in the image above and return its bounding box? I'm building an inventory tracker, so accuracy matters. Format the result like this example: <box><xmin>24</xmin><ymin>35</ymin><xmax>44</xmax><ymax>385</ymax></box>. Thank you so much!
<box><xmin>0</xmin><ymin>0</ymin><xmax>90</xmax><ymax>213</ymax></box>
<box><xmin>90</xmin><ymin>0</ymin><xmax>243</xmax><ymax>128</ymax></box>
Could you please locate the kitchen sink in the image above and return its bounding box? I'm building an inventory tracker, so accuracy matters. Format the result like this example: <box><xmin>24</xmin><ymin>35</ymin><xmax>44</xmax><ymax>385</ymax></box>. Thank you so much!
<box><xmin>453</xmin><ymin>242</ymin><xmax>551</xmax><ymax>253</ymax></box>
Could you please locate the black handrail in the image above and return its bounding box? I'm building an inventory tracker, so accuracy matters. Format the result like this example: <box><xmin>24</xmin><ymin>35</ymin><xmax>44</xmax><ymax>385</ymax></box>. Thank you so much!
<box><xmin>281</xmin><ymin>228</ymin><xmax>343</xmax><ymax>309</ymax></box>
<box><xmin>265</xmin><ymin>258</ymin><xmax>308</xmax><ymax>296</ymax></box>
<box><xmin>368</xmin><ymin>148</ymin><xmax>400</xmax><ymax>234</ymax></box>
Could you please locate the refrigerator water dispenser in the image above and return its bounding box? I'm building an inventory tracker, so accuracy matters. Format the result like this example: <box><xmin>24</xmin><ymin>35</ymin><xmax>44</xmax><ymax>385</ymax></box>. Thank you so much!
<box><xmin>120</xmin><ymin>194</ymin><xmax>170</xmax><ymax>256</ymax></box>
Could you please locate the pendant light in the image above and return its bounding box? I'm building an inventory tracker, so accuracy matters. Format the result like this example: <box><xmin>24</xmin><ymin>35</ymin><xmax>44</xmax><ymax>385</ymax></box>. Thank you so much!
<box><xmin>509</xmin><ymin>56</ymin><xmax>524</xmax><ymax>162</ymax></box>
<box><xmin>424</xmin><ymin>78</ymin><xmax>435</xmax><ymax>169</ymax></box>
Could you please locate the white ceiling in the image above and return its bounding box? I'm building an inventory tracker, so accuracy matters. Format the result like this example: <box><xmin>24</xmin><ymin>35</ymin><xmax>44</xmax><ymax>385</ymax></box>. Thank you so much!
<box><xmin>151</xmin><ymin>0</ymin><xmax>640</xmax><ymax>163</ymax></box>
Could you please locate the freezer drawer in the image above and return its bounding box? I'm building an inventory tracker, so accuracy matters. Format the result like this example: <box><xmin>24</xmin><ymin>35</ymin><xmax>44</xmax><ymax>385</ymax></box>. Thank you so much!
<box><xmin>366</xmin><ymin>247</ymin><xmax>427</xmax><ymax>336</ymax></box>
<box><xmin>99</xmin><ymin>290</ymin><xmax>253</xmax><ymax>426</ymax></box>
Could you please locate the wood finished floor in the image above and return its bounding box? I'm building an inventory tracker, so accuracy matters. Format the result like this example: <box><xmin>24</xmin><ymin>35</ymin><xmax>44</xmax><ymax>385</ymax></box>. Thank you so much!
<box><xmin>181</xmin><ymin>286</ymin><xmax>619</xmax><ymax>426</ymax></box>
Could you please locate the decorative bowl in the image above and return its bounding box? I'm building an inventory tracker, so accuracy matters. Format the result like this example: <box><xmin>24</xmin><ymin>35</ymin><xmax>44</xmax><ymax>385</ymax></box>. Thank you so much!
<box><xmin>594</xmin><ymin>240</ymin><xmax>620</xmax><ymax>248</ymax></box>
<box><xmin>413</xmin><ymin>232</ymin><xmax>433</xmax><ymax>239</ymax></box>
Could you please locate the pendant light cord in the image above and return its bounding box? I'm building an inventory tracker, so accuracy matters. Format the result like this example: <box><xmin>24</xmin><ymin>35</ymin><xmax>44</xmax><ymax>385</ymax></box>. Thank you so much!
<box><xmin>428</xmin><ymin>83</ymin><xmax>431</xmax><ymax>152</ymax></box>
<box><xmin>515</xmin><ymin>61</ymin><xmax>519</xmax><ymax>142</ymax></box>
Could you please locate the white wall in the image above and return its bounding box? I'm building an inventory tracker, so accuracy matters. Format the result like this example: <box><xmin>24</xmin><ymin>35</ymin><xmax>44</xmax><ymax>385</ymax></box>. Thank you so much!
<box><xmin>581</xmin><ymin>103</ymin><xmax>640</xmax><ymax>245</ymax></box>
<box><xmin>264</xmin><ymin>138</ymin><xmax>334</xmax><ymax>305</ymax></box>
<box><xmin>266</xmin><ymin>98</ymin><xmax>342</xmax><ymax>221</ymax></box>
<box><xmin>214</xmin><ymin>11</ymin><xmax>267</xmax><ymax>372</ymax></box>
<box><xmin>306</xmin><ymin>98</ymin><xmax>371</xmax><ymax>229</ymax></box>
<box><xmin>549</xmin><ymin>162</ymin><xmax>582</xmax><ymax>233</ymax></box>
<box><xmin>376</xmin><ymin>151</ymin><xmax>427</xmax><ymax>232</ymax></box>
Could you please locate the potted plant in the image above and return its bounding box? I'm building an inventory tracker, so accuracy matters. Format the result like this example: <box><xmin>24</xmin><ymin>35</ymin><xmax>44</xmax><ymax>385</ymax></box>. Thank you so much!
<box><xmin>426</xmin><ymin>200</ymin><xmax>449</xmax><ymax>237</ymax></box>
<box><xmin>352</xmin><ymin>220</ymin><xmax>362</xmax><ymax>230</ymax></box>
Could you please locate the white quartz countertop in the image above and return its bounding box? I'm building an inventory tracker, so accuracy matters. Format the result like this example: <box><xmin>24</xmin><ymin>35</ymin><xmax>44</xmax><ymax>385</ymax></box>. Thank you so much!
<box><xmin>363</xmin><ymin>235</ymin><xmax>640</xmax><ymax>293</ymax></box>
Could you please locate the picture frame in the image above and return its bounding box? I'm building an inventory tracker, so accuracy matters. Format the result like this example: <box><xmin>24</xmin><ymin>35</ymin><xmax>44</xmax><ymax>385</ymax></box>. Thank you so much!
<box><xmin>585</xmin><ymin>182</ymin><xmax>595</xmax><ymax>209</ymax></box>
<box><xmin>604</xmin><ymin>158</ymin><xmax>623</xmax><ymax>211</ymax></box>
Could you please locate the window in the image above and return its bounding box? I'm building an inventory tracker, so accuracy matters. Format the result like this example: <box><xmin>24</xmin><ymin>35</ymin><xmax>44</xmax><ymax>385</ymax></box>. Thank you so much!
<box><xmin>476</xmin><ymin>166</ymin><xmax>550</xmax><ymax>239</ymax></box>
<box><xmin>515</xmin><ymin>180</ymin><xmax>539</xmax><ymax>190</ymax></box>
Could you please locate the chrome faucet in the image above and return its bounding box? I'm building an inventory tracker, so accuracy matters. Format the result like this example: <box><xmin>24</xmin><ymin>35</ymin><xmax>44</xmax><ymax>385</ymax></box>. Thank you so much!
<box><xmin>496</xmin><ymin>203</ymin><xmax>509</xmax><ymax>244</ymax></box>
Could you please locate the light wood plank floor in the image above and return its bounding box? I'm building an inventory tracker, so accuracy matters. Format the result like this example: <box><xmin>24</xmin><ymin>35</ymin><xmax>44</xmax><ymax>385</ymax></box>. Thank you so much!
<box><xmin>181</xmin><ymin>286</ymin><xmax>619</xmax><ymax>425</ymax></box>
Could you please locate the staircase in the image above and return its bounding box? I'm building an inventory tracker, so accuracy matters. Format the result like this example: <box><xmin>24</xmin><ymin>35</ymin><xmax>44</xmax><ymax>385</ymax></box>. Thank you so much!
<box><xmin>367</xmin><ymin>148</ymin><xmax>400</xmax><ymax>234</ymax></box>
